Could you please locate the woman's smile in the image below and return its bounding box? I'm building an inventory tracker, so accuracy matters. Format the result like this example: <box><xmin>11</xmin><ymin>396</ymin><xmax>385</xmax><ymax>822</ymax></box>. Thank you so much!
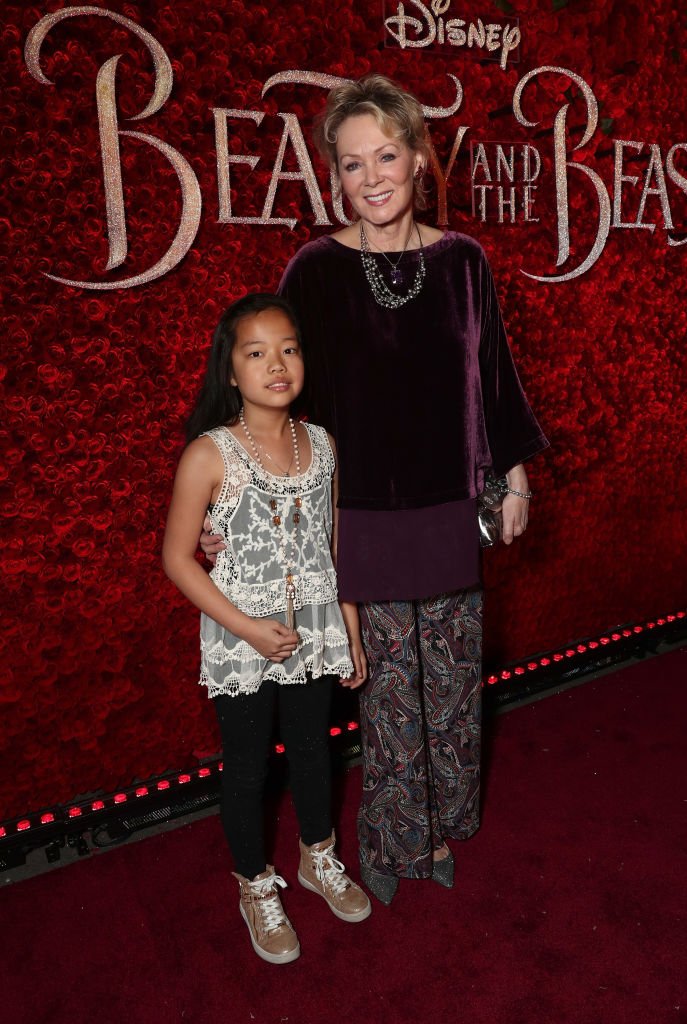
<box><xmin>364</xmin><ymin>190</ymin><xmax>394</xmax><ymax>206</ymax></box>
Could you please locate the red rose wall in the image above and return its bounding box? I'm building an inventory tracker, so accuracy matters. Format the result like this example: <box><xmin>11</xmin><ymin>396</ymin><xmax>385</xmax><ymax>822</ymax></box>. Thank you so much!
<box><xmin>1</xmin><ymin>1</ymin><xmax>686</xmax><ymax>819</ymax></box>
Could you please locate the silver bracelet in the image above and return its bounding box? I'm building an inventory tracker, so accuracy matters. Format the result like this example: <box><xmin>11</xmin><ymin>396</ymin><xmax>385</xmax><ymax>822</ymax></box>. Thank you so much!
<box><xmin>506</xmin><ymin>486</ymin><xmax>532</xmax><ymax>499</ymax></box>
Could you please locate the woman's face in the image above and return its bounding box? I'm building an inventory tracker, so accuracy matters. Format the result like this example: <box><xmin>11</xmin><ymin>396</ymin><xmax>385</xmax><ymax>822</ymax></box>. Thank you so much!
<box><xmin>335</xmin><ymin>113</ymin><xmax>422</xmax><ymax>229</ymax></box>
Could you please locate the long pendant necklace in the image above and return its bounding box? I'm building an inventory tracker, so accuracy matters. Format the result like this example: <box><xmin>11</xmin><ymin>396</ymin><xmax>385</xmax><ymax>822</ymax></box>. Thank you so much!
<box><xmin>365</xmin><ymin>220</ymin><xmax>414</xmax><ymax>285</ymax></box>
<box><xmin>239</xmin><ymin>410</ymin><xmax>302</xmax><ymax>631</ymax></box>
<box><xmin>360</xmin><ymin>221</ymin><xmax>426</xmax><ymax>309</ymax></box>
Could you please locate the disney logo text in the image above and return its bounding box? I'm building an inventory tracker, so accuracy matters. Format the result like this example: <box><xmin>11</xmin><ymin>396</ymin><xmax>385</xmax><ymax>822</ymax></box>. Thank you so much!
<box><xmin>384</xmin><ymin>0</ymin><xmax>521</xmax><ymax>70</ymax></box>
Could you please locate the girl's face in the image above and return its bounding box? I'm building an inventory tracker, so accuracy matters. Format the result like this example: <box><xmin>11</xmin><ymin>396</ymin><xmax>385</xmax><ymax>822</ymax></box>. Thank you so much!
<box><xmin>335</xmin><ymin>113</ymin><xmax>422</xmax><ymax>229</ymax></box>
<box><xmin>230</xmin><ymin>308</ymin><xmax>304</xmax><ymax>415</ymax></box>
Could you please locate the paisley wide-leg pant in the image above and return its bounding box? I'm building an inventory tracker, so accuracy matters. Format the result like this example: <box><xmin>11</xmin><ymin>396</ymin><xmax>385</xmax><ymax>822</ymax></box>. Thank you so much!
<box><xmin>357</xmin><ymin>588</ymin><xmax>483</xmax><ymax>878</ymax></box>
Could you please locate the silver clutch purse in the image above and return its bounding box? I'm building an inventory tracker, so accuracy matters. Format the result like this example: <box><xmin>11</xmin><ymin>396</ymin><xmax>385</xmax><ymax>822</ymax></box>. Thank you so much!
<box><xmin>477</xmin><ymin>473</ymin><xmax>508</xmax><ymax>547</ymax></box>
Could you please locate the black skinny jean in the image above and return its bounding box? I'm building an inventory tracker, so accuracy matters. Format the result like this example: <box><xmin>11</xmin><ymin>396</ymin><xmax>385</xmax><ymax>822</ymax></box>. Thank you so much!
<box><xmin>213</xmin><ymin>675</ymin><xmax>333</xmax><ymax>879</ymax></box>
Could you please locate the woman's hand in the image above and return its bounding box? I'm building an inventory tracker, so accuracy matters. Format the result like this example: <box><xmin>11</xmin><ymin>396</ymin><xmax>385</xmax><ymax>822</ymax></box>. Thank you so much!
<box><xmin>200</xmin><ymin>514</ymin><xmax>226</xmax><ymax>564</ymax></box>
<box><xmin>243</xmin><ymin>619</ymin><xmax>300</xmax><ymax>662</ymax></box>
<box><xmin>501</xmin><ymin>463</ymin><xmax>530</xmax><ymax>545</ymax></box>
<box><xmin>501</xmin><ymin>493</ymin><xmax>529</xmax><ymax>544</ymax></box>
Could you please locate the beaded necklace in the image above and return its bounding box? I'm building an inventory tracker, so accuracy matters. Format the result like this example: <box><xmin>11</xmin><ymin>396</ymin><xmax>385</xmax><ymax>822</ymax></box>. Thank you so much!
<box><xmin>359</xmin><ymin>222</ymin><xmax>426</xmax><ymax>309</ymax></box>
<box><xmin>238</xmin><ymin>410</ymin><xmax>303</xmax><ymax>631</ymax></box>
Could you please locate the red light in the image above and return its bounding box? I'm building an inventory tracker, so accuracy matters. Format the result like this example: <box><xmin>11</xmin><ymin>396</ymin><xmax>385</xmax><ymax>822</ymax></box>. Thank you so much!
<box><xmin>0</xmin><ymin>827</ymin><xmax>6</xmax><ymax>838</ymax></box>
<box><xmin>657</xmin><ymin>619</ymin><xmax>666</xmax><ymax>626</ymax></box>
<box><xmin>647</xmin><ymin>622</ymin><xmax>656</xmax><ymax>629</ymax></box>
<box><xmin>677</xmin><ymin>611</ymin><xmax>686</xmax><ymax>619</ymax></box>
<box><xmin>514</xmin><ymin>666</ymin><xmax>525</xmax><ymax>675</ymax></box>
<box><xmin>157</xmin><ymin>780</ymin><xmax>170</xmax><ymax>790</ymax></box>
<box><xmin>135</xmin><ymin>787</ymin><xmax>148</xmax><ymax>798</ymax></box>
<box><xmin>275</xmin><ymin>743</ymin><xmax>286</xmax><ymax>754</ymax></box>
<box><xmin>114</xmin><ymin>793</ymin><xmax>127</xmax><ymax>804</ymax></box>
<box><xmin>178</xmin><ymin>774</ymin><xmax>191</xmax><ymax>785</ymax></box>
<box><xmin>500</xmin><ymin>670</ymin><xmax>511</xmax><ymax>680</ymax></box>
<box><xmin>198</xmin><ymin>768</ymin><xmax>211</xmax><ymax>777</ymax></box>
<box><xmin>330</xmin><ymin>727</ymin><xmax>342</xmax><ymax>736</ymax></box>
<box><xmin>565</xmin><ymin>649</ymin><xmax>575</xmax><ymax>658</ymax></box>
<box><xmin>600</xmin><ymin>637</ymin><xmax>610</xmax><ymax>645</ymax></box>
<box><xmin>667</xmin><ymin>614</ymin><xmax>676</xmax><ymax>622</ymax></box>
<box><xmin>487</xmin><ymin>674</ymin><xmax>499</xmax><ymax>685</ymax></box>
<box><xmin>347</xmin><ymin>721</ymin><xmax>358</xmax><ymax>731</ymax></box>
<box><xmin>68</xmin><ymin>807</ymin><xmax>82</xmax><ymax>818</ymax></box>
<box><xmin>17</xmin><ymin>819</ymin><xmax>31</xmax><ymax>831</ymax></box>
<box><xmin>218</xmin><ymin>762</ymin><xmax>223</xmax><ymax>772</ymax></box>
<box><xmin>633</xmin><ymin>626</ymin><xmax>643</xmax><ymax>634</ymax></box>
<box><xmin>40</xmin><ymin>813</ymin><xmax>55</xmax><ymax>824</ymax></box>
<box><xmin>539</xmin><ymin>657</ymin><xmax>551</xmax><ymax>666</ymax></box>
<box><xmin>92</xmin><ymin>800</ymin><xmax>105</xmax><ymax>811</ymax></box>
<box><xmin>527</xmin><ymin>662</ymin><xmax>538</xmax><ymax>671</ymax></box>
<box><xmin>553</xmin><ymin>653</ymin><xmax>564</xmax><ymax>662</ymax></box>
<box><xmin>577</xmin><ymin>644</ymin><xmax>587</xmax><ymax>653</ymax></box>
<box><xmin>611</xmin><ymin>633</ymin><xmax>621</xmax><ymax>641</ymax></box>
<box><xmin>588</xmin><ymin>641</ymin><xmax>599</xmax><ymax>649</ymax></box>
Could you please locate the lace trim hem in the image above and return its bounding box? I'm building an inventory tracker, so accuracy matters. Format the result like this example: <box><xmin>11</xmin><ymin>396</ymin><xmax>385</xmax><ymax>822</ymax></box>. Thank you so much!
<box><xmin>200</xmin><ymin>654</ymin><xmax>355</xmax><ymax>698</ymax></box>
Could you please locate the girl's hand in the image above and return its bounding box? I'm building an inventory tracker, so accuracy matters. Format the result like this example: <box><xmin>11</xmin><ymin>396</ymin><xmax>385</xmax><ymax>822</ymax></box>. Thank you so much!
<box><xmin>244</xmin><ymin>619</ymin><xmax>300</xmax><ymax>662</ymax></box>
<box><xmin>339</xmin><ymin>636</ymin><xmax>367</xmax><ymax>689</ymax></box>
<box><xmin>338</xmin><ymin>600</ymin><xmax>368</xmax><ymax>688</ymax></box>
<box><xmin>200</xmin><ymin>515</ymin><xmax>226</xmax><ymax>564</ymax></box>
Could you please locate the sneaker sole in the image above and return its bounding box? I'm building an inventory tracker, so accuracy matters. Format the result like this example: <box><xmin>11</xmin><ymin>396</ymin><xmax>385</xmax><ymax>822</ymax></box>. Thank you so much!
<box><xmin>239</xmin><ymin>902</ymin><xmax>301</xmax><ymax>964</ymax></box>
<box><xmin>297</xmin><ymin>871</ymin><xmax>372</xmax><ymax>922</ymax></box>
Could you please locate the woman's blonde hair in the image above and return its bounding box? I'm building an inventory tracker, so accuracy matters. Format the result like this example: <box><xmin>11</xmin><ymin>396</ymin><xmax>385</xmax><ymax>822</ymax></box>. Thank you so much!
<box><xmin>313</xmin><ymin>74</ymin><xmax>430</xmax><ymax>210</ymax></box>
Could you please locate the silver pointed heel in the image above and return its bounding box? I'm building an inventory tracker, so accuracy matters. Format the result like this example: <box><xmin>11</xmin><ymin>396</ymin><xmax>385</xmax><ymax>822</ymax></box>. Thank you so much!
<box><xmin>359</xmin><ymin>864</ymin><xmax>399</xmax><ymax>906</ymax></box>
<box><xmin>431</xmin><ymin>849</ymin><xmax>454</xmax><ymax>889</ymax></box>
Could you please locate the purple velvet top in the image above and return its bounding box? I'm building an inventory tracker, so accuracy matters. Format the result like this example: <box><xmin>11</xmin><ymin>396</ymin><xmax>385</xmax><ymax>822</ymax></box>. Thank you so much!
<box><xmin>279</xmin><ymin>231</ymin><xmax>548</xmax><ymax>601</ymax></box>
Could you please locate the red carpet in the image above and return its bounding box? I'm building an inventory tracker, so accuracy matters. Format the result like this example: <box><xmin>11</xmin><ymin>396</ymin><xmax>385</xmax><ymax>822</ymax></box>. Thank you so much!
<box><xmin>3</xmin><ymin>649</ymin><xmax>686</xmax><ymax>1024</ymax></box>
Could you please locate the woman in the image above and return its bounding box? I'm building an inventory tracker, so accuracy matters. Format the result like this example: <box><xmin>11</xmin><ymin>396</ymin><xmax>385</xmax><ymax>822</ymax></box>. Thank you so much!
<box><xmin>203</xmin><ymin>74</ymin><xmax>548</xmax><ymax>904</ymax></box>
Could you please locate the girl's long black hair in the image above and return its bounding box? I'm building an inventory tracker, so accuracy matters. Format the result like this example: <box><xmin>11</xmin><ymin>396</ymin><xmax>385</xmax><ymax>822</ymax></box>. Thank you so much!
<box><xmin>185</xmin><ymin>293</ymin><xmax>303</xmax><ymax>444</ymax></box>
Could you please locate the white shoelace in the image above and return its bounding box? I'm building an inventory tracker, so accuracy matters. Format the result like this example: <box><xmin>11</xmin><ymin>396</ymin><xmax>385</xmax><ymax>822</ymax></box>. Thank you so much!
<box><xmin>249</xmin><ymin>872</ymin><xmax>288</xmax><ymax>932</ymax></box>
<box><xmin>311</xmin><ymin>844</ymin><xmax>349</xmax><ymax>896</ymax></box>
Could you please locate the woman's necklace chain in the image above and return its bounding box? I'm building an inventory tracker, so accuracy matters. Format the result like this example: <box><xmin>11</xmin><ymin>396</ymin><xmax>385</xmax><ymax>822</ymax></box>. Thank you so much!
<box><xmin>367</xmin><ymin>220</ymin><xmax>414</xmax><ymax>285</ymax></box>
<box><xmin>359</xmin><ymin>221</ymin><xmax>426</xmax><ymax>309</ymax></box>
<box><xmin>238</xmin><ymin>410</ymin><xmax>302</xmax><ymax>630</ymax></box>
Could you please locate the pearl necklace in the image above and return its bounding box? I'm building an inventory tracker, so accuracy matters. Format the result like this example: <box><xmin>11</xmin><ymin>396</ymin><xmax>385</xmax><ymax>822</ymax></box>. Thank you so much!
<box><xmin>239</xmin><ymin>410</ymin><xmax>302</xmax><ymax>631</ymax></box>
<box><xmin>360</xmin><ymin>222</ymin><xmax>426</xmax><ymax>309</ymax></box>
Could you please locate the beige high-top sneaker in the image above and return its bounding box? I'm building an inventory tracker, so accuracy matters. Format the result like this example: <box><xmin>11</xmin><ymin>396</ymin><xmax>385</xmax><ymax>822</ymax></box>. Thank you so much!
<box><xmin>233</xmin><ymin>866</ymin><xmax>300</xmax><ymax>964</ymax></box>
<box><xmin>298</xmin><ymin>832</ymin><xmax>371</xmax><ymax>922</ymax></box>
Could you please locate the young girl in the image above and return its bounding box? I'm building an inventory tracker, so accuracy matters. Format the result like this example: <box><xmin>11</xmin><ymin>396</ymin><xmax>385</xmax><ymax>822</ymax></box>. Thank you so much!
<box><xmin>162</xmin><ymin>293</ymin><xmax>371</xmax><ymax>965</ymax></box>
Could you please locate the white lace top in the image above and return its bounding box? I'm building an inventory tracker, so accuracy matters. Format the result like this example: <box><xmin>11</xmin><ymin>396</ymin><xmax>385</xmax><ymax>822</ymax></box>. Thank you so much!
<box><xmin>200</xmin><ymin>423</ymin><xmax>353</xmax><ymax>697</ymax></box>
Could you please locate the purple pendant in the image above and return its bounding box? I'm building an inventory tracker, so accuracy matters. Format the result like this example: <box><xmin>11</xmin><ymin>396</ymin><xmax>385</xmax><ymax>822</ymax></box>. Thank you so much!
<box><xmin>391</xmin><ymin>268</ymin><xmax>403</xmax><ymax>286</ymax></box>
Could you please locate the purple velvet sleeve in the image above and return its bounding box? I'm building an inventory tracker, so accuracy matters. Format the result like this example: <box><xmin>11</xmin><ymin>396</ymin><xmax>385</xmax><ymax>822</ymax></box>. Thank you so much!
<box><xmin>477</xmin><ymin>253</ymin><xmax>549</xmax><ymax>478</ymax></box>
